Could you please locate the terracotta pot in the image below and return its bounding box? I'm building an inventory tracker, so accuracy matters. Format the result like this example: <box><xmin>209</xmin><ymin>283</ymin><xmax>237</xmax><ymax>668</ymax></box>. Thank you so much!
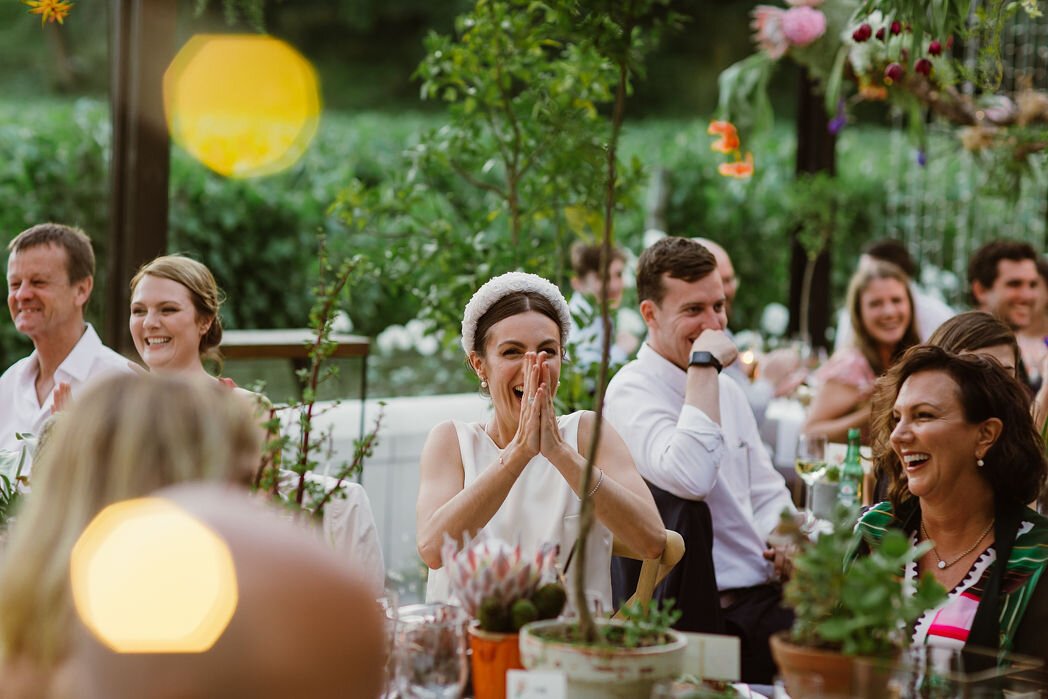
<box><xmin>468</xmin><ymin>627</ymin><xmax>523</xmax><ymax>699</ymax></box>
<box><xmin>519</xmin><ymin>619</ymin><xmax>686</xmax><ymax>699</ymax></box>
<box><xmin>770</xmin><ymin>631</ymin><xmax>854</xmax><ymax>697</ymax></box>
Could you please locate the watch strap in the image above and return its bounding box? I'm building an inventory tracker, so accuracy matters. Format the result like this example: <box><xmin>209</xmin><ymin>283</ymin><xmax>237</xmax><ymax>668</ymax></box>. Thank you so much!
<box><xmin>689</xmin><ymin>350</ymin><xmax>723</xmax><ymax>373</ymax></box>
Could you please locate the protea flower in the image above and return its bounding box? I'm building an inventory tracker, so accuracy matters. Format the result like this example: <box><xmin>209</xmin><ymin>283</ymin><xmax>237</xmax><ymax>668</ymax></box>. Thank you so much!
<box><xmin>440</xmin><ymin>533</ymin><xmax>557</xmax><ymax>618</ymax></box>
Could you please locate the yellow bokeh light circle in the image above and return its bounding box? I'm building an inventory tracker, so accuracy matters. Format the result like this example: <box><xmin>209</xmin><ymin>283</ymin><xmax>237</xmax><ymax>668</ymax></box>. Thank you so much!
<box><xmin>164</xmin><ymin>34</ymin><xmax>321</xmax><ymax>178</ymax></box>
<box><xmin>70</xmin><ymin>497</ymin><xmax>238</xmax><ymax>653</ymax></box>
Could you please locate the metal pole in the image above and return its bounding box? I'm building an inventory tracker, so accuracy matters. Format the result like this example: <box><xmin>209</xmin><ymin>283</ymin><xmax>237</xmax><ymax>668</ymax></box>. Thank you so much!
<box><xmin>788</xmin><ymin>68</ymin><xmax>837</xmax><ymax>350</ymax></box>
<box><xmin>106</xmin><ymin>0</ymin><xmax>177</xmax><ymax>355</ymax></box>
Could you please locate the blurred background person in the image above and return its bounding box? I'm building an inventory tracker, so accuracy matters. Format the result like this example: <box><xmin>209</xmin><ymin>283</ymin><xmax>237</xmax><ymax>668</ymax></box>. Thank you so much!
<box><xmin>0</xmin><ymin>373</ymin><xmax>261</xmax><ymax>694</ymax></box>
<box><xmin>566</xmin><ymin>242</ymin><xmax>636</xmax><ymax>368</ymax></box>
<box><xmin>695</xmin><ymin>237</ymin><xmax>805</xmax><ymax>428</ymax></box>
<box><xmin>834</xmin><ymin>239</ymin><xmax>954</xmax><ymax>351</ymax></box>
<box><xmin>129</xmin><ymin>255</ymin><xmax>386</xmax><ymax>593</ymax></box>
<box><xmin>805</xmin><ymin>261</ymin><xmax>920</xmax><ymax>442</ymax></box>
<box><xmin>129</xmin><ymin>255</ymin><xmax>244</xmax><ymax>391</ymax></box>
<box><xmin>1</xmin><ymin>224</ymin><xmax>130</xmax><ymax>464</ymax></box>
<box><xmin>52</xmin><ymin>484</ymin><xmax>384</xmax><ymax>699</ymax></box>
<box><xmin>1016</xmin><ymin>257</ymin><xmax>1048</xmax><ymax>394</ymax></box>
<box><xmin>968</xmin><ymin>239</ymin><xmax>1041</xmax><ymax>392</ymax></box>
<box><xmin>861</xmin><ymin>347</ymin><xmax>1047</xmax><ymax>663</ymax></box>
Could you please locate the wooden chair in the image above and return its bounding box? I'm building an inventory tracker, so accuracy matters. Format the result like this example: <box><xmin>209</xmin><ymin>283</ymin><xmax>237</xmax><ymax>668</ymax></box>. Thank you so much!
<box><xmin>611</xmin><ymin>529</ymin><xmax>685</xmax><ymax>619</ymax></box>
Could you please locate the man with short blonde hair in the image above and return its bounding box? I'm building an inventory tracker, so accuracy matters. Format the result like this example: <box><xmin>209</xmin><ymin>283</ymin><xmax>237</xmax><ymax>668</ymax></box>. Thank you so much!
<box><xmin>0</xmin><ymin>223</ymin><xmax>129</xmax><ymax>455</ymax></box>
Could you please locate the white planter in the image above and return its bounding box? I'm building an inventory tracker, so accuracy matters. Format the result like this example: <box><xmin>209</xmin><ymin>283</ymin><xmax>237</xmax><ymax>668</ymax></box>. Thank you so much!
<box><xmin>519</xmin><ymin>619</ymin><xmax>686</xmax><ymax>699</ymax></box>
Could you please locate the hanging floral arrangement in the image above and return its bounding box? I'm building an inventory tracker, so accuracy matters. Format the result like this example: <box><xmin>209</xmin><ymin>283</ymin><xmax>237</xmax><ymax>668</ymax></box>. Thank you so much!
<box><xmin>717</xmin><ymin>0</ymin><xmax>1048</xmax><ymax>162</ymax></box>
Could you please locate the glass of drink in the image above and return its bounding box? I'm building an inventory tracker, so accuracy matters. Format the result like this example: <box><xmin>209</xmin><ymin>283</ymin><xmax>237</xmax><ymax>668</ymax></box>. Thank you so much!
<box><xmin>795</xmin><ymin>433</ymin><xmax>828</xmax><ymax>526</ymax></box>
<box><xmin>377</xmin><ymin>591</ymin><xmax>399</xmax><ymax>699</ymax></box>
<box><xmin>394</xmin><ymin>603</ymin><xmax>468</xmax><ymax>699</ymax></box>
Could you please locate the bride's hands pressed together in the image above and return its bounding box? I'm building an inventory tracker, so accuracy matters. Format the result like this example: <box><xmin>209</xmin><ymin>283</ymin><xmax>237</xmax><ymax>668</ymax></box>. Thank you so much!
<box><xmin>537</xmin><ymin>356</ymin><xmax>566</xmax><ymax>459</ymax></box>
<box><xmin>504</xmin><ymin>352</ymin><xmax>542</xmax><ymax>467</ymax></box>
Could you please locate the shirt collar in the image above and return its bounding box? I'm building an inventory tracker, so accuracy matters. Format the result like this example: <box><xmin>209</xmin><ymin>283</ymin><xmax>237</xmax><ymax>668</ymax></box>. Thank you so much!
<box><xmin>636</xmin><ymin>342</ymin><xmax>687</xmax><ymax>390</ymax></box>
<box><xmin>53</xmin><ymin>323</ymin><xmax>106</xmax><ymax>383</ymax></box>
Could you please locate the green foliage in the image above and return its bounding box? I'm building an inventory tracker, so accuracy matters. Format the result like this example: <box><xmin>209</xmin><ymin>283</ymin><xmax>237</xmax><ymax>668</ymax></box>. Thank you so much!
<box><xmin>783</xmin><ymin>505</ymin><xmax>946</xmax><ymax>658</ymax></box>
<box><xmin>331</xmin><ymin>0</ymin><xmax>660</xmax><ymax>345</ymax></box>
<box><xmin>614</xmin><ymin>598</ymin><xmax>683</xmax><ymax>649</ymax></box>
<box><xmin>0</xmin><ymin>99</ymin><xmax>110</xmax><ymax>366</ymax></box>
<box><xmin>0</xmin><ymin>100</ymin><xmax>432</xmax><ymax>368</ymax></box>
<box><xmin>476</xmin><ymin>583</ymin><xmax>565</xmax><ymax>632</ymax></box>
<box><xmin>255</xmin><ymin>242</ymin><xmax>385</xmax><ymax>518</ymax></box>
<box><xmin>0</xmin><ymin>435</ymin><xmax>31</xmax><ymax>530</ymax></box>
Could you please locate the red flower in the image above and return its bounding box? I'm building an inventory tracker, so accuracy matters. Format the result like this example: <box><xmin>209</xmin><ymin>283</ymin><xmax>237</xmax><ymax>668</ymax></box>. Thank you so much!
<box><xmin>884</xmin><ymin>63</ymin><xmax>904</xmax><ymax>85</ymax></box>
<box><xmin>915</xmin><ymin>58</ymin><xmax>932</xmax><ymax>77</ymax></box>
<box><xmin>928</xmin><ymin>40</ymin><xmax>943</xmax><ymax>56</ymax></box>
<box><xmin>852</xmin><ymin>23</ymin><xmax>872</xmax><ymax>42</ymax></box>
<box><xmin>718</xmin><ymin>153</ymin><xmax>755</xmax><ymax>179</ymax></box>
<box><xmin>708</xmin><ymin>120</ymin><xmax>741</xmax><ymax>153</ymax></box>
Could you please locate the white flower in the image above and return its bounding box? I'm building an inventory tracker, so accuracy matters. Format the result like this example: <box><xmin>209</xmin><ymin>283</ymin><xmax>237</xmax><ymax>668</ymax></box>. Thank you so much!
<box><xmin>617</xmin><ymin>307</ymin><xmax>646</xmax><ymax>337</ymax></box>
<box><xmin>761</xmin><ymin>302</ymin><xmax>790</xmax><ymax>337</ymax></box>
<box><xmin>331</xmin><ymin>311</ymin><xmax>353</xmax><ymax>334</ymax></box>
<box><xmin>642</xmin><ymin>228</ymin><xmax>667</xmax><ymax>249</ymax></box>
<box><xmin>376</xmin><ymin>325</ymin><xmax>413</xmax><ymax>355</ymax></box>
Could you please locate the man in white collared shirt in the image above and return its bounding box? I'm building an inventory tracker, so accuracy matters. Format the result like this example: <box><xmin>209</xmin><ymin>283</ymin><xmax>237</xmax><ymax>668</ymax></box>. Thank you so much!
<box><xmin>605</xmin><ymin>236</ymin><xmax>795</xmax><ymax>685</ymax></box>
<box><xmin>0</xmin><ymin>224</ymin><xmax>130</xmax><ymax>458</ymax></box>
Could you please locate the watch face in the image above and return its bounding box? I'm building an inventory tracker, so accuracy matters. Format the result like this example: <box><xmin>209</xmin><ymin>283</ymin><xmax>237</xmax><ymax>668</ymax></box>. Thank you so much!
<box><xmin>690</xmin><ymin>351</ymin><xmax>721</xmax><ymax>371</ymax></box>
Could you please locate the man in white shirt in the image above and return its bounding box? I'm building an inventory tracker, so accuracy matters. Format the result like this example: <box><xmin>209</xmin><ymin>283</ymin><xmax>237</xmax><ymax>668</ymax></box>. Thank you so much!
<box><xmin>0</xmin><ymin>224</ymin><xmax>130</xmax><ymax>457</ymax></box>
<box><xmin>605</xmin><ymin>236</ymin><xmax>795</xmax><ymax>684</ymax></box>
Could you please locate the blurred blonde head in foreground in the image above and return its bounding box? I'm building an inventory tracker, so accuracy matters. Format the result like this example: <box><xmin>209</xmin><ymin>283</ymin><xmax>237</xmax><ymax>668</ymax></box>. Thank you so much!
<box><xmin>0</xmin><ymin>373</ymin><xmax>261</xmax><ymax>682</ymax></box>
<box><xmin>55</xmin><ymin>484</ymin><xmax>384</xmax><ymax>699</ymax></box>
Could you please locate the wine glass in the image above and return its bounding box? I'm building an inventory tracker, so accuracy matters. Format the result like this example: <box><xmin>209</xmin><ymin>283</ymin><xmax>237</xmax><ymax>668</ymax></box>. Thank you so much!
<box><xmin>377</xmin><ymin>591</ymin><xmax>399</xmax><ymax>699</ymax></box>
<box><xmin>394</xmin><ymin>603</ymin><xmax>468</xmax><ymax>699</ymax></box>
<box><xmin>795</xmin><ymin>433</ymin><xmax>828</xmax><ymax>527</ymax></box>
<box><xmin>894</xmin><ymin>646</ymin><xmax>964</xmax><ymax>698</ymax></box>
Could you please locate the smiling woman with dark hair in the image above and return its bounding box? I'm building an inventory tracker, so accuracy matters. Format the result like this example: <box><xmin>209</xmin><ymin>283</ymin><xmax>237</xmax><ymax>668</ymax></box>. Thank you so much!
<box><xmin>415</xmin><ymin>271</ymin><xmax>664</xmax><ymax>610</ymax></box>
<box><xmin>859</xmin><ymin>346</ymin><xmax>1048</xmax><ymax>663</ymax></box>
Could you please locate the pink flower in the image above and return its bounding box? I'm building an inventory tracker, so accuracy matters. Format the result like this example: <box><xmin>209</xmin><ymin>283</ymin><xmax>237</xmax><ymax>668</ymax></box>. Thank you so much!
<box><xmin>752</xmin><ymin>6</ymin><xmax>789</xmax><ymax>59</ymax></box>
<box><xmin>781</xmin><ymin>6</ymin><xmax>826</xmax><ymax>47</ymax></box>
<box><xmin>785</xmin><ymin>0</ymin><xmax>824</xmax><ymax>5</ymax></box>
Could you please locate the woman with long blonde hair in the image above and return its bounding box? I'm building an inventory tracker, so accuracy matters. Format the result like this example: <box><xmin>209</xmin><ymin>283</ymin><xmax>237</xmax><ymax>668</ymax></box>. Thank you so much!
<box><xmin>805</xmin><ymin>260</ymin><xmax>921</xmax><ymax>442</ymax></box>
<box><xmin>0</xmin><ymin>373</ymin><xmax>260</xmax><ymax>690</ymax></box>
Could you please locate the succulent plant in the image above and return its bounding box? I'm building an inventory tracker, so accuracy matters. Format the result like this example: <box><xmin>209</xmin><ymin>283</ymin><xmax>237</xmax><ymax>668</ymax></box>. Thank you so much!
<box><xmin>441</xmin><ymin>533</ymin><xmax>563</xmax><ymax>632</ymax></box>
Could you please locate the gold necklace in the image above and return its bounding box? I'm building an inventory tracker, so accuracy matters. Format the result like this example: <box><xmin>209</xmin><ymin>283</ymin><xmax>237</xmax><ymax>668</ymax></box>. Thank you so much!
<box><xmin>921</xmin><ymin>518</ymin><xmax>995</xmax><ymax>570</ymax></box>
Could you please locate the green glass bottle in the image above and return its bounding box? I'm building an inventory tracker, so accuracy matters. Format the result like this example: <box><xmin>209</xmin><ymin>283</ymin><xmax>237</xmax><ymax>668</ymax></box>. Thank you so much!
<box><xmin>838</xmin><ymin>428</ymin><xmax>863</xmax><ymax>506</ymax></box>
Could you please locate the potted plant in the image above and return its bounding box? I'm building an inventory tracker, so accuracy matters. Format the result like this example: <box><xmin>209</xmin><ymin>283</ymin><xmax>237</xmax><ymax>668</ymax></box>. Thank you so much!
<box><xmin>511</xmin><ymin>3</ymin><xmax>691</xmax><ymax>697</ymax></box>
<box><xmin>519</xmin><ymin>601</ymin><xmax>687</xmax><ymax>699</ymax></box>
<box><xmin>770</xmin><ymin>504</ymin><xmax>947</xmax><ymax>696</ymax></box>
<box><xmin>441</xmin><ymin>535</ymin><xmax>567</xmax><ymax>699</ymax></box>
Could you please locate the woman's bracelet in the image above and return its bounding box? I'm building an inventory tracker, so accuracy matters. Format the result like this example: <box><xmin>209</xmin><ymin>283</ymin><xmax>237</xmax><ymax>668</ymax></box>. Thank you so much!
<box><xmin>583</xmin><ymin>468</ymin><xmax>604</xmax><ymax>499</ymax></box>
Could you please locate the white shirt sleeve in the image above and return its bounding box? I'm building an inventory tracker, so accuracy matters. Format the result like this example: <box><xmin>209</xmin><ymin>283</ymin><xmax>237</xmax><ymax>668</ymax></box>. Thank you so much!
<box><xmin>605</xmin><ymin>370</ymin><xmax>724</xmax><ymax>500</ymax></box>
<box><xmin>723</xmin><ymin>380</ymin><xmax>796</xmax><ymax>541</ymax></box>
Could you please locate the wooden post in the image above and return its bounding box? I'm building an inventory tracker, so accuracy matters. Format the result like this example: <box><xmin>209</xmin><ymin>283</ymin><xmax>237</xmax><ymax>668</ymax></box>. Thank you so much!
<box><xmin>788</xmin><ymin>69</ymin><xmax>836</xmax><ymax>350</ymax></box>
<box><xmin>106</xmin><ymin>0</ymin><xmax>177</xmax><ymax>354</ymax></box>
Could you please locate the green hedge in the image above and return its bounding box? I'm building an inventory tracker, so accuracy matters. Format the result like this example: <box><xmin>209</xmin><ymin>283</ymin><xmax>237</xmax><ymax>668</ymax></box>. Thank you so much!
<box><xmin>0</xmin><ymin>97</ymin><xmax>901</xmax><ymax>371</ymax></box>
<box><xmin>0</xmin><ymin>100</ymin><xmax>433</xmax><ymax>367</ymax></box>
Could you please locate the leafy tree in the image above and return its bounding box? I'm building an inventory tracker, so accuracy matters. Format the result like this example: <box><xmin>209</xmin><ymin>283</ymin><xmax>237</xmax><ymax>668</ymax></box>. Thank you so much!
<box><xmin>331</xmin><ymin>0</ymin><xmax>665</xmax><ymax>349</ymax></box>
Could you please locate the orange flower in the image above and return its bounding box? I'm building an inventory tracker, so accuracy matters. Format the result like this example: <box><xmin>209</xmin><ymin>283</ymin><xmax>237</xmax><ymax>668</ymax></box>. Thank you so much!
<box><xmin>718</xmin><ymin>152</ymin><xmax>755</xmax><ymax>179</ymax></box>
<box><xmin>708</xmin><ymin>120</ymin><xmax>740</xmax><ymax>153</ymax></box>
<box><xmin>23</xmin><ymin>0</ymin><xmax>73</xmax><ymax>25</ymax></box>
